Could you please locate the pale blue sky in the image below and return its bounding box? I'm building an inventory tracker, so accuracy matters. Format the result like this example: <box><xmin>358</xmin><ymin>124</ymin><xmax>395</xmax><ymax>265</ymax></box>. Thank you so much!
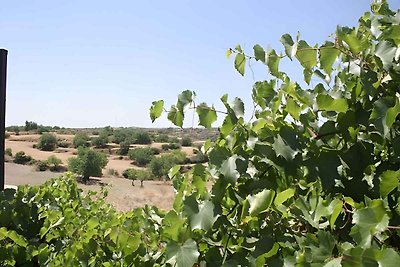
<box><xmin>2</xmin><ymin>1</ymin><xmax>398</xmax><ymax>128</ymax></box>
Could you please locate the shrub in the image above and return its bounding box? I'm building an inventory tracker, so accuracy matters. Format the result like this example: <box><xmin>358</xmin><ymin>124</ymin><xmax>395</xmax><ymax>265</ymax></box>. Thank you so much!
<box><xmin>68</xmin><ymin>147</ymin><xmax>108</xmax><ymax>183</ymax></box>
<box><xmin>91</xmin><ymin>133</ymin><xmax>108</xmax><ymax>148</ymax></box>
<box><xmin>73</xmin><ymin>132</ymin><xmax>90</xmax><ymax>148</ymax></box>
<box><xmin>37</xmin><ymin>133</ymin><xmax>57</xmax><ymax>151</ymax></box>
<box><xmin>180</xmin><ymin>136</ymin><xmax>192</xmax><ymax>147</ymax></box>
<box><xmin>107</xmin><ymin>168</ymin><xmax>119</xmax><ymax>177</ymax></box>
<box><xmin>128</xmin><ymin>147</ymin><xmax>155</xmax><ymax>166</ymax></box>
<box><xmin>4</xmin><ymin>132</ymin><xmax>10</xmax><ymax>139</ymax></box>
<box><xmin>134</xmin><ymin>131</ymin><xmax>152</xmax><ymax>144</ymax></box>
<box><xmin>149</xmin><ymin>154</ymin><xmax>178</xmax><ymax>178</ymax></box>
<box><xmin>118</xmin><ymin>141</ymin><xmax>131</xmax><ymax>155</ymax></box>
<box><xmin>57</xmin><ymin>140</ymin><xmax>70</xmax><ymax>148</ymax></box>
<box><xmin>47</xmin><ymin>155</ymin><xmax>62</xmax><ymax>171</ymax></box>
<box><xmin>14</xmin><ymin>151</ymin><xmax>32</xmax><ymax>165</ymax></box>
<box><xmin>5</xmin><ymin>148</ymin><xmax>12</xmax><ymax>156</ymax></box>
<box><xmin>36</xmin><ymin>160</ymin><xmax>49</xmax><ymax>171</ymax></box>
<box><xmin>153</xmin><ymin>134</ymin><xmax>170</xmax><ymax>143</ymax></box>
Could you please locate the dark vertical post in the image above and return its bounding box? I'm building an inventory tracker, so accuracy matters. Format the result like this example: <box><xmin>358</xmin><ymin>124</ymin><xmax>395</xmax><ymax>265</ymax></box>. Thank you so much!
<box><xmin>0</xmin><ymin>49</ymin><xmax>8</xmax><ymax>191</ymax></box>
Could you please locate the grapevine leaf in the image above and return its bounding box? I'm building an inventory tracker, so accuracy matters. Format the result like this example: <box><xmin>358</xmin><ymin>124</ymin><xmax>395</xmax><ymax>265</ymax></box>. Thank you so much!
<box><xmin>253</xmin><ymin>44</ymin><xmax>265</xmax><ymax>62</ymax></box>
<box><xmin>167</xmin><ymin>105</ymin><xmax>184</xmax><ymax>127</ymax></box>
<box><xmin>350</xmin><ymin>200</ymin><xmax>389</xmax><ymax>248</ymax></box>
<box><xmin>296</xmin><ymin>40</ymin><xmax>317</xmax><ymax>70</ymax></box>
<box><xmin>247</xmin><ymin>189</ymin><xmax>275</xmax><ymax>217</ymax></box>
<box><xmin>370</xmin><ymin>97</ymin><xmax>396</xmax><ymax>137</ymax></box>
<box><xmin>274</xmin><ymin>188</ymin><xmax>295</xmax><ymax>206</ymax></box>
<box><xmin>235</xmin><ymin>44</ymin><xmax>243</xmax><ymax>53</ymax></box>
<box><xmin>177</xmin><ymin>90</ymin><xmax>193</xmax><ymax>112</ymax></box>
<box><xmin>220</xmin><ymin>155</ymin><xmax>244</xmax><ymax>184</ymax></box>
<box><xmin>196</xmin><ymin>103</ymin><xmax>217</xmax><ymax>129</ymax></box>
<box><xmin>235</xmin><ymin>53</ymin><xmax>246</xmax><ymax>76</ymax></box>
<box><xmin>375</xmin><ymin>40</ymin><xmax>397</xmax><ymax>70</ymax></box>
<box><xmin>149</xmin><ymin>100</ymin><xmax>164</xmax><ymax>123</ymax></box>
<box><xmin>286</xmin><ymin>98</ymin><xmax>302</xmax><ymax>120</ymax></box>
<box><xmin>162</xmin><ymin>210</ymin><xmax>185</xmax><ymax>241</ymax></box>
<box><xmin>323</xmin><ymin>258</ymin><xmax>342</xmax><ymax>267</ymax></box>
<box><xmin>317</xmin><ymin>94</ymin><xmax>348</xmax><ymax>113</ymax></box>
<box><xmin>319</xmin><ymin>42</ymin><xmax>340</xmax><ymax>75</ymax></box>
<box><xmin>231</xmin><ymin>97</ymin><xmax>245</xmax><ymax>117</ymax></box>
<box><xmin>226</xmin><ymin>49</ymin><xmax>232</xmax><ymax>59</ymax></box>
<box><xmin>280</xmin><ymin>33</ymin><xmax>297</xmax><ymax>59</ymax></box>
<box><xmin>166</xmin><ymin>239</ymin><xmax>199</xmax><ymax>267</ymax></box>
<box><xmin>252</xmin><ymin>81</ymin><xmax>276</xmax><ymax>109</ymax></box>
<box><xmin>272</xmin><ymin>134</ymin><xmax>298</xmax><ymax>161</ymax></box>
<box><xmin>267</xmin><ymin>49</ymin><xmax>281</xmax><ymax>77</ymax></box>
<box><xmin>337</xmin><ymin>27</ymin><xmax>369</xmax><ymax>54</ymax></box>
<box><xmin>379</xmin><ymin>170</ymin><xmax>400</xmax><ymax>198</ymax></box>
<box><xmin>378</xmin><ymin>248</ymin><xmax>400</xmax><ymax>267</ymax></box>
<box><xmin>183</xmin><ymin>196</ymin><xmax>217</xmax><ymax>231</ymax></box>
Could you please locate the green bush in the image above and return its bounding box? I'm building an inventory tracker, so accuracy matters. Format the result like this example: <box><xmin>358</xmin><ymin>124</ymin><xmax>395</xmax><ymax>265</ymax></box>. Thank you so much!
<box><xmin>68</xmin><ymin>147</ymin><xmax>108</xmax><ymax>183</ymax></box>
<box><xmin>148</xmin><ymin>154</ymin><xmax>177</xmax><ymax>178</ymax></box>
<box><xmin>118</xmin><ymin>141</ymin><xmax>131</xmax><ymax>155</ymax></box>
<box><xmin>134</xmin><ymin>131</ymin><xmax>152</xmax><ymax>144</ymax></box>
<box><xmin>4</xmin><ymin>148</ymin><xmax>12</xmax><ymax>156</ymax></box>
<box><xmin>153</xmin><ymin>133</ymin><xmax>170</xmax><ymax>143</ymax></box>
<box><xmin>57</xmin><ymin>140</ymin><xmax>70</xmax><ymax>148</ymax></box>
<box><xmin>73</xmin><ymin>132</ymin><xmax>90</xmax><ymax>148</ymax></box>
<box><xmin>36</xmin><ymin>160</ymin><xmax>49</xmax><ymax>171</ymax></box>
<box><xmin>47</xmin><ymin>155</ymin><xmax>62</xmax><ymax>172</ymax></box>
<box><xmin>128</xmin><ymin>147</ymin><xmax>155</xmax><ymax>166</ymax></box>
<box><xmin>122</xmin><ymin>168</ymin><xmax>153</xmax><ymax>187</ymax></box>
<box><xmin>37</xmin><ymin>133</ymin><xmax>57</xmax><ymax>151</ymax></box>
<box><xmin>91</xmin><ymin>133</ymin><xmax>108</xmax><ymax>148</ymax></box>
<box><xmin>180</xmin><ymin>136</ymin><xmax>192</xmax><ymax>147</ymax></box>
<box><xmin>13</xmin><ymin>151</ymin><xmax>32</xmax><ymax>165</ymax></box>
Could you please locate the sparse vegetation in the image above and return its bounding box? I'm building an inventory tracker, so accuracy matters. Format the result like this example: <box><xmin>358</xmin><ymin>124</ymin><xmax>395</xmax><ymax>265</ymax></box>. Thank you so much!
<box><xmin>13</xmin><ymin>151</ymin><xmax>32</xmax><ymax>165</ymax></box>
<box><xmin>73</xmin><ymin>132</ymin><xmax>90</xmax><ymax>148</ymax></box>
<box><xmin>5</xmin><ymin>148</ymin><xmax>12</xmax><ymax>156</ymax></box>
<box><xmin>128</xmin><ymin>147</ymin><xmax>155</xmax><ymax>166</ymax></box>
<box><xmin>47</xmin><ymin>155</ymin><xmax>62</xmax><ymax>172</ymax></box>
<box><xmin>37</xmin><ymin>133</ymin><xmax>57</xmax><ymax>151</ymax></box>
<box><xmin>180</xmin><ymin>136</ymin><xmax>192</xmax><ymax>147</ymax></box>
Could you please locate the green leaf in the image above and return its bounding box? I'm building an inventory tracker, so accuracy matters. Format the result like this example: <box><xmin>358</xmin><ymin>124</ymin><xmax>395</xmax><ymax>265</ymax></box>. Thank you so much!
<box><xmin>286</xmin><ymin>98</ymin><xmax>302</xmax><ymax>120</ymax></box>
<box><xmin>231</xmin><ymin>97</ymin><xmax>245</xmax><ymax>117</ymax></box>
<box><xmin>166</xmin><ymin>239</ymin><xmax>199</xmax><ymax>267</ymax></box>
<box><xmin>226</xmin><ymin>49</ymin><xmax>232</xmax><ymax>59</ymax></box>
<box><xmin>370</xmin><ymin>97</ymin><xmax>397</xmax><ymax>137</ymax></box>
<box><xmin>272</xmin><ymin>134</ymin><xmax>299</xmax><ymax>161</ymax></box>
<box><xmin>168</xmin><ymin>105</ymin><xmax>184</xmax><ymax>127</ymax></box>
<box><xmin>375</xmin><ymin>40</ymin><xmax>397</xmax><ymax>70</ymax></box>
<box><xmin>184</xmin><ymin>196</ymin><xmax>217</xmax><ymax>231</ymax></box>
<box><xmin>247</xmin><ymin>189</ymin><xmax>275</xmax><ymax>217</ymax></box>
<box><xmin>253</xmin><ymin>44</ymin><xmax>265</xmax><ymax>62</ymax></box>
<box><xmin>378</xmin><ymin>248</ymin><xmax>400</xmax><ymax>267</ymax></box>
<box><xmin>196</xmin><ymin>103</ymin><xmax>217</xmax><ymax>128</ymax></box>
<box><xmin>177</xmin><ymin>90</ymin><xmax>193</xmax><ymax>112</ymax></box>
<box><xmin>379</xmin><ymin>170</ymin><xmax>400</xmax><ymax>198</ymax></box>
<box><xmin>252</xmin><ymin>80</ymin><xmax>276</xmax><ymax>109</ymax></box>
<box><xmin>317</xmin><ymin>94</ymin><xmax>348</xmax><ymax>113</ymax></box>
<box><xmin>324</xmin><ymin>257</ymin><xmax>342</xmax><ymax>267</ymax></box>
<box><xmin>7</xmin><ymin>230</ymin><xmax>28</xmax><ymax>247</ymax></box>
<box><xmin>162</xmin><ymin>210</ymin><xmax>185</xmax><ymax>241</ymax></box>
<box><xmin>267</xmin><ymin>49</ymin><xmax>281</xmax><ymax>77</ymax></box>
<box><xmin>280</xmin><ymin>33</ymin><xmax>297</xmax><ymax>59</ymax></box>
<box><xmin>220</xmin><ymin>155</ymin><xmax>244</xmax><ymax>184</ymax></box>
<box><xmin>274</xmin><ymin>188</ymin><xmax>295</xmax><ymax>206</ymax></box>
<box><xmin>296</xmin><ymin>40</ymin><xmax>317</xmax><ymax>70</ymax></box>
<box><xmin>235</xmin><ymin>44</ymin><xmax>243</xmax><ymax>53</ymax></box>
<box><xmin>234</xmin><ymin>53</ymin><xmax>246</xmax><ymax>76</ymax></box>
<box><xmin>350</xmin><ymin>199</ymin><xmax>389</xmax><ymax>248</ymax></box>
<box><xmin>319</xmin><ymin>42</ymin><xmax>340</xmax><ymax>75</ymax></box>
<box><xmin>149</xmin><ymin>100</ymin><xmax>164</xmax><ymax>122</ymax></box>
<box><xmin>329</xmin><ymin>200</ymin><xmax>343</xmax><ymax>229</ymax></box>
<box><xmin>337</xmin><ymin>26</ymin><xmax>369</xmax><ymax>54</ymax></box>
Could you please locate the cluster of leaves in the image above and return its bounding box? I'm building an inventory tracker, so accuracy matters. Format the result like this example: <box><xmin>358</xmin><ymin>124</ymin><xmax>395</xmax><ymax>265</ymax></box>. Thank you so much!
<box><xmin>149</xmin><ymin>1</ymin><xmax>400</xmax><ymax>265</ymax></box>
<box><xmin>0</xmin><ymin>175</ymin><xmax>167</xmax><ymax>266</ymax></box>
<box><xmin>128</xmin><ymin>147</ymin><xmax>159</xmax><ymax>166</ymax></box>
<box><xmin>13</xmin><ymin>151</ymin><xmax>33</xmax><ymax>165</ymax></box>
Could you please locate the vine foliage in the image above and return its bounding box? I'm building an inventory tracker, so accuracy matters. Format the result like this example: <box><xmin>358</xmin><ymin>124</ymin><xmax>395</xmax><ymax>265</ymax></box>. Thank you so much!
<box><xmin>150</xmin><ymin>1</ymin><xmax>400</xmax><ymax>265</ymax></box>
<box><xmin>1</xmin><ymin>1</ymin><xmax>400</xmax><ymax>266</ymax></box>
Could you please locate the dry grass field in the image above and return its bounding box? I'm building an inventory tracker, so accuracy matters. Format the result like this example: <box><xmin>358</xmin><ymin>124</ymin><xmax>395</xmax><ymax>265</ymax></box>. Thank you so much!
<box><xmin>4</xmin><ymin>132</ymin><xmax>202</xmax><ymax>211</ymax></box>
